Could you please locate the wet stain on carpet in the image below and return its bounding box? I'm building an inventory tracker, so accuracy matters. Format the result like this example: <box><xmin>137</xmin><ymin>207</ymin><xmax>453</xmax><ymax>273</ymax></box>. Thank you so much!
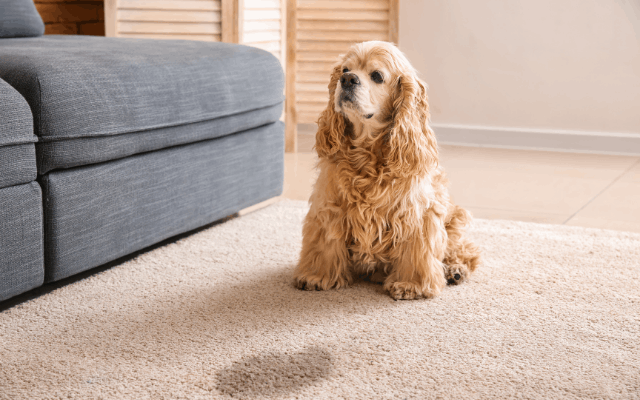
<box><xmin>216</xmin><ymin>346</ymin><xmax>333</xmax><ymax>397</ymax></box>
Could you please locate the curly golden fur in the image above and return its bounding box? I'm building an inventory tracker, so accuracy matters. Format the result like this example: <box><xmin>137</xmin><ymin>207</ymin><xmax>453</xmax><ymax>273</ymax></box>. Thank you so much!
<box><xmin>294</xmin><ymin>41</ymin><xmax>481</xmax><ymax>300</ymax></box>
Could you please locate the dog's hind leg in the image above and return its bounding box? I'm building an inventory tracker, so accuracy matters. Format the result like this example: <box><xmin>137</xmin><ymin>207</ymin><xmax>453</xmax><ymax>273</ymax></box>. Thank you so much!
<box><xmin>384</xmin><ymin>205</ymin><xmax>448</xmax><ymax>300</ymax></box>
<box><xmin>443</xmin><ymin>205</ymin><xmax>481</xmax><ymax>285</ymax></box>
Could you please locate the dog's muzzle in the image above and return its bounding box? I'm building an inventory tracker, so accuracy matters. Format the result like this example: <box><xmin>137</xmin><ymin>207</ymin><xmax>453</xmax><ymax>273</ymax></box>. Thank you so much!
<box><xmin>339</xmin><ymin>92</ymin><xmax>356</xmax><ymax>104</ymax></box>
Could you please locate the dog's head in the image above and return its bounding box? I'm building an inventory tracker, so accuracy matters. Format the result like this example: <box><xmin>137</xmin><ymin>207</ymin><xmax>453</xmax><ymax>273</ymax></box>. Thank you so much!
<box><xmin>315</xmin><ymin>41</ymin><xmax>438</xmax><ymax>177</ymax></box>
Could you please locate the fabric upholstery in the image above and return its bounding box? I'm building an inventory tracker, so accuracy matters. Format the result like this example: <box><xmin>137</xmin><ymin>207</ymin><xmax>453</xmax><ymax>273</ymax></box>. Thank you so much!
<box><xmin>0</xmin><ymin>78</ymin><xmax>37</xmax><ymax>188</ymax></box>
<box><xmin>0</xmin><ymin>182</ymin><xmax>44</xmax><ymax>302</ymax></box>
<box><xmin>0</xmin><ymin>77</ymin><xmax>36</xmax><ymax>147</ymax></box>
<box><xmin>41</xmin><ymin>122</ymin><xmax>284</xmax><ymax>282</ymax></box>
<box><xmin>0</xmin><ymin>0</ymin><xmax>45</xmax><ymax>39</ymax></box>
<box><xmin>0</xmin><ymin>144</ymin><xmax>37</xmax><ymax>189</ymax></box>
<box><xmin>0</xmin><ymin>36</ymin><xmax>285</xmax><ymax>142</ymax></box>
<box><xmin>36</xmin><ymin>103</ymin><xmax>283</xmax><ymax>173</ymax></box>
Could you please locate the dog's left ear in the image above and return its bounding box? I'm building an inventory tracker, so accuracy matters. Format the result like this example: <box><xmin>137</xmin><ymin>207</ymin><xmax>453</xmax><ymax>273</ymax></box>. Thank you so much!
<box><xmin>385</xmin><ymin>73</ymin><xmax>438</xmax><ymax>177</ymax></box>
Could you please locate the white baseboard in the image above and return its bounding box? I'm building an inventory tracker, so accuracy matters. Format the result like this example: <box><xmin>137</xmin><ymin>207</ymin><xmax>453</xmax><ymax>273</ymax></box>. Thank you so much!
<box><xmin>432</xmin><ymin>124</ymin><xmax>640</xmax><ymax>156</ymax></box>
<box><xmin>299</xmin><ymin>122</ymin><xmax>640</xmax><ymax>156</ymax></box>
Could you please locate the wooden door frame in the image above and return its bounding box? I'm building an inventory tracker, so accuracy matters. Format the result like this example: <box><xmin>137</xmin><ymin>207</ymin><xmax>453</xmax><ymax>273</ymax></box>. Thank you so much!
<box><xmin>104</xmin><ymin>0</ymin><xmax>117</xmax><ymax>37</ymax></box>
<box><xmin>389</xmin><ymin>0</ymin><xmax>399</xmax><ymax>44</ymax></box>
<box><xmin>285</xmin><ymin>0</ymin><xmax>297</xmax><ymax>152</ymax></box>
<box><xmin>221</xmin><ymin>0</ymin><xmax>242</xmax><ymax>43</ymax></box>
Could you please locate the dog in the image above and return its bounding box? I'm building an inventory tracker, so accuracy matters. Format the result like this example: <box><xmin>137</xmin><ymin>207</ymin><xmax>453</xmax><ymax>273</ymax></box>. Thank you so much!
<box><xmin>294</xmin><ymin>41</ymin><xmax>481</xmax><ymax>300</ymax></box>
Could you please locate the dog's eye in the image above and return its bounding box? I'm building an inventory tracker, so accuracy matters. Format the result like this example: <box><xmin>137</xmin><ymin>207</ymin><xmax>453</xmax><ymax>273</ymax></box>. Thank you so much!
<box><xmin>371</xmin><ymin>71</ymin><xmax>384</xmax><ymax>84</ymax></box>
<box><xmin>342</xmin><ymin>67</ymin><xmax>349</xmax><ymax>73</ymax></box>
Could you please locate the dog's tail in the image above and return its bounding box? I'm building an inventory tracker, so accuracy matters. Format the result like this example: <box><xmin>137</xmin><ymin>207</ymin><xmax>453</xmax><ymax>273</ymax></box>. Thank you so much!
<box><xmin>444</xmin><ymin>205</ymin><xmax>481</xmax><ymax>272</ymax></box>
<box><xmin>445</xmin><ymin>204</ymin><xmax>471</xmax><ymax>239</ymax></box>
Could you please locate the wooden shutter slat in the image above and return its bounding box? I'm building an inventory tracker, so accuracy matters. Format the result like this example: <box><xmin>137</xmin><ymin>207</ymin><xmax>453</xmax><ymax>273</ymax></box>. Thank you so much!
<box><xmin>298</xmin><ymin>9</ymin><xmax>388</xmax><ymax>21</ymax></box>
<box><xmin>297</xmin><ymin>92</ymin><xmax>330</xmax><ymax>103</ymax></box>
<box><xmin>244</xmin><ymin>20</ymin><xmax>281</xmax><ymax>32</ymax></box>
<box><xmin>298</xmin><ymin>112</ymin><xmax>322</xmax><ymax>123</ymax></box>
<box><xmin>118</xmin><ymin>32</ymin><xmax>221</xmax><ymax>41</ymax></box>
<box><xmin>298</xmin><ymin>30</ymin><xmax>388</xmax><ymax>42</ymax></box>
<box><xmin>297</xmin><ymin>102</ymin><xmax>328</xmax><ymax>112</ymax></box>
<box><xmin>243</xmin><ymin>30</ymin><xmax>281</xmax><ymax>43</ymax></box>
<box><xmin>245</xmin><ymin>0</ymin><xmax>281</xmax><ymax>9</ymax></box>
<box><xmin>297</xmin><ymin>40</ymin><xmax>353</xmax><ymax>52</ymax></box>
<box><xmin>118</xmin><ymin>10</ymin><xmax>221</xmax><ymax>23</ymax></box>
<box><xmin>249</xmin><ymin>41</ymin><xmax>282</xmax><ymax>52</ymax></box>
<box><xmin>244</xmin><ymin>9</ymin><xmax>281</xmax><ymax>21</ymax></box>
<box><xmin>298</xmin><ymin>19</ymin><xmax>387</xmax><ymax>32</ymax></box>
<box><xmin>298</xmin><ymin>0</ymin><xmax>388</xmax><ymax>11</ymax></box>
<box><xmin>298</xmin><ymin>61</ymin><xmax>335</xmax><ymax>73</ymax></box>
<box><xmin>118</xmin><ymin>0</ymin><xmax>221</xmax><ymax>12</ymax></box>
<box><xmin>297</xmin><ymin>51</ymin><xmax>343</xmax><ymax>62</ymax></box>
<box><xmin>297</xmin><ymin>72</ymin><xmax>331</xmax><ymax>83</ymax></box>
<box><xmin>297</xmin><ymin>83</ymin><xmax>330</xmax><ymax>92</ymax></box>
<box><xmin>119</xmin><ymin>21</ymin><xmax>221</xmax><ymax>34</ymax></box>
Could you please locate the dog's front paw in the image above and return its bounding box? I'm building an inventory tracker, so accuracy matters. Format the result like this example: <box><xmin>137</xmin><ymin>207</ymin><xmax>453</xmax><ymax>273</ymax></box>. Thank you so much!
<box><xmin>294</xmin><ymin>274</ymin><xmax>348</xmax><ymax>291</ymax></box>
<box><xmin>384</xmin><ymin>281</ymin><xmax>433</xmax><ymax>300</ymax></box>
<box><xmin>445</xmin><ymin>263</ymin><xmax>469</xmax><ymax>285</ymax></box>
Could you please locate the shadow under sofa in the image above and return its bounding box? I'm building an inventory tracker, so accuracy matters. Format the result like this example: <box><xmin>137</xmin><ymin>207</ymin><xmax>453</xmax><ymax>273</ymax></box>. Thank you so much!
<box><xmin>0</xmin><ymin>10</ymin><xmax>285</xmax><ymax>302</ymax></box>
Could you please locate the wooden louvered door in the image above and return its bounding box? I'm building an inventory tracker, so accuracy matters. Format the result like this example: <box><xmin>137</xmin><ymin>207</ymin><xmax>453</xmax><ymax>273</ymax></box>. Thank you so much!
<box><xmin>105</xmin><ymin>0</ymin><xmax>224</xmax><ymax>41</ymax></box>
<box><xmin>242</xmin><ymin>0</ymin><xmax>287</xmax><ymax>64</ymax></box>
<box><xmin>105</xmin><ymin>0</ymin><xmax>286</xmax><ymax>63</ymax></box>
<box><xmin>285</xmin><ymin>0</ymin><xmax>399</xmax><ymax>151</ymax></box>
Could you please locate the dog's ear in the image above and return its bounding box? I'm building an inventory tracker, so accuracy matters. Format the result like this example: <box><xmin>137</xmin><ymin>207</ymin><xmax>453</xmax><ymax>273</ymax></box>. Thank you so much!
<box><xmin>385</xmin><ymin>73</ymin><xmax>438</xmax><ymax>177</ymax></box>
<box><xmin>314</xmin><ymin>64</ymin><xmax>346</xmax><ymax>158</ymax></box>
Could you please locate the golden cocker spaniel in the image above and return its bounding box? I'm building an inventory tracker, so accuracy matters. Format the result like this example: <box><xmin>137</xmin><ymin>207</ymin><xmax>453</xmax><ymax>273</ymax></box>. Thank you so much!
<box><xmin>294</xmin><ymin>41</ymin><xmax>481</xmax><ymax>300</ymax></box>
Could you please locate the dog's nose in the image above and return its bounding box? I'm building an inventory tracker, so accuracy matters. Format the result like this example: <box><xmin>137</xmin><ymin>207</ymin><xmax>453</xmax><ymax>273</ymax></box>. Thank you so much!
<box><xmin>340</xmin><ymin>73</ymin><xmax>360</xmax><ymax>89</ymax></box>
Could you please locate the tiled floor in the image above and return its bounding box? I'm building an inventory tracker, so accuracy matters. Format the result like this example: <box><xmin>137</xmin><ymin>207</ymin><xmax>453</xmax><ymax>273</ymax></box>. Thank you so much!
<box><xmin>275</xmin><ymin>128</ymin><xmax>640</xmax><ymax>233</ymax></box>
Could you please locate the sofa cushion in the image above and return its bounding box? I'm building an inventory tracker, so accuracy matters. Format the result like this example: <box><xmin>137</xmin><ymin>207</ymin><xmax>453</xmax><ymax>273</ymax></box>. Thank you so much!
<box><xmin>0</xmin><ymin>0</ymin><xmax>45</xmax><ymax>39</ymax></box>
<box><xmin>0</xmin><ymin>36</ymin><xmax>284</xmax><ymax>143</ymax></box>
<box><xmin>41</xmin><ymin>121</ymin><xmax>284</xmax><ymax>282</ymax></box>
<box><xmin>36</xmin><ymin>102</ymin><xmax>282</xmax><ymax>174</ymax></box>
<box><xmin>0</xmin><ymin>78</ymin><xmax>37</xmax><ymax>188</ymax></box>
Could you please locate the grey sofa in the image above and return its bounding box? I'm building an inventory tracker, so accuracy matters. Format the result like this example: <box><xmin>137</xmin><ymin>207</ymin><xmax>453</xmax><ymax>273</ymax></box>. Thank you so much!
<box><xmin>0</xmin><ymin>78</ymin><xmax>44</xmax><ymax>300</ymax></box>
<box><xmin>0</xmin><ymin>1</ymin><xmax>284</xmax><ymax>301</ymax></box>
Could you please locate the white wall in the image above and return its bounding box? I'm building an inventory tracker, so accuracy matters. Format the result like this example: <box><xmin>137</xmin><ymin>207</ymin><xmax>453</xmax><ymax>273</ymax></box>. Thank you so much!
<box><xmin>398</xmin><ymin>0</ymin><xmax>640</xmax><ymax>137</ymax></box>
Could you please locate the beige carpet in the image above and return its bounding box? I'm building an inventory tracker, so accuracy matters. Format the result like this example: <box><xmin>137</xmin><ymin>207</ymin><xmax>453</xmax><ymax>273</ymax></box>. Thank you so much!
<box><xmin>1</xmin><ymin>200</ymin><xmax>639</xmax><ymax>399</ymax></box>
